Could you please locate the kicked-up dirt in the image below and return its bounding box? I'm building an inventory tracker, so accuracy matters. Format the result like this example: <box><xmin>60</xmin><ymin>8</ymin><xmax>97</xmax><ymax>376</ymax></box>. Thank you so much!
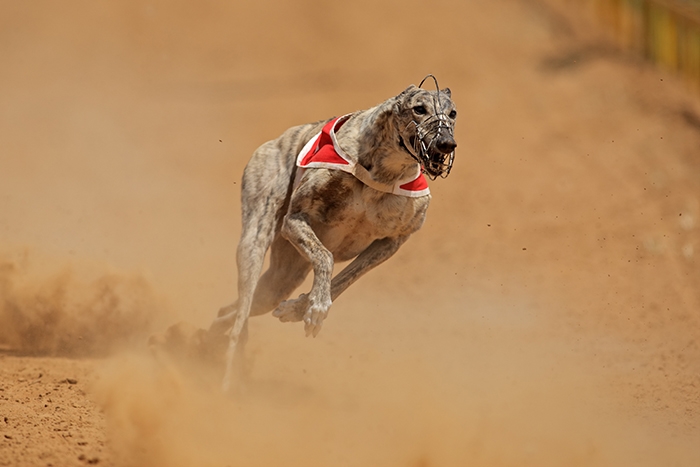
<box><xmin>1</xmin><ymin>0</ymin><xmax>700</xmax><ymax>466</ymax></box>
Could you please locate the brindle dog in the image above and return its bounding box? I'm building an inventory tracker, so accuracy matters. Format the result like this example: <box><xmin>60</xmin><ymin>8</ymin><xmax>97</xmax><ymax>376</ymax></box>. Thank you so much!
<box><xmin>210</xmin><ymin>79</ymin><xmax>457</xmax><ymax>390</ymax></box>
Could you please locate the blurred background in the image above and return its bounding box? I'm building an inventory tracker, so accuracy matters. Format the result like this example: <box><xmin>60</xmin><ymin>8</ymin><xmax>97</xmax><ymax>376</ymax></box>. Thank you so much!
<box><xmin>1</xmin><ymin>0</ymin><xmax>700</xmax><ymax>466</ymax></box>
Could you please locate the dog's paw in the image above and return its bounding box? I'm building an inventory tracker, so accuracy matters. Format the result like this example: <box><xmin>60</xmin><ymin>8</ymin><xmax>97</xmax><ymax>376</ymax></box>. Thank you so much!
<box><xmin>272</xmin><ymin>294</ymin><xmax>309</xmax><ymax>322</ymax></box>
<box><xmin>303</xmin><ymin>297</ymin><xmax>332</xmax><ymax>338</ymax></box>
<box><xmin>274</xmin><ymin>294</ymin><xmax>331</xmax><ymax>337</ymax></box>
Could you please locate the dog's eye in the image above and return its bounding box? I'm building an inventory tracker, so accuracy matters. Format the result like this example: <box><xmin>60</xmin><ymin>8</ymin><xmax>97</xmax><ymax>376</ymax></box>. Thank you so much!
<box><xmin>412</xmin><ymin>105</ymin><xmax>427</xmax><ymax>115</ymax></box>
<box><xmin>449</xmin><ymin>110</ymin><xmax>457</xmax><ymax>119</ymax></box>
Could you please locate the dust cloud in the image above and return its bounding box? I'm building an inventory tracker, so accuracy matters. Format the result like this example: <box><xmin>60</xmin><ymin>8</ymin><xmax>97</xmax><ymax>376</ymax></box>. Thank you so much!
<box><xmin>0</xmin><ymin>252</ymin><xmax>168</xmax><ymax>357</ymax></box>
<box><xmin>91</xmin><ymin>322</ymin><xmax>693</xmax><ymax>467</ymax></box>
<box><xmin>2</xmin><ymin>0</ymin><xmax>700</xmax><ymax>465</ymax></box>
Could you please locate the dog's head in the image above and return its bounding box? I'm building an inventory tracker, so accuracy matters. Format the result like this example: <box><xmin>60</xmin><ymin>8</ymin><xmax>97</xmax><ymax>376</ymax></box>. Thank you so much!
<box><xmin>394</xmin><ymin>76</ymin><xmax>457</xmax><ymax>179</ymax></box>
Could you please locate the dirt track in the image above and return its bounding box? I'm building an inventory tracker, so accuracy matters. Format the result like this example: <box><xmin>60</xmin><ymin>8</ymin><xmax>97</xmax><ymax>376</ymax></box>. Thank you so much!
<box><xmin>1</xmin><ymin>1</ymin><xmax>700</xmax><ymax>466</ymax></box>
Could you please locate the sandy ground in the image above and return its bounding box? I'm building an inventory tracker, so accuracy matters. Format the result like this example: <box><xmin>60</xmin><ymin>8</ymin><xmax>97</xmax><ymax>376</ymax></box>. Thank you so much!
<box><xmin>1</xmin><ymin>0</ymin><xmax>700</xmax><ymax>466</ymax></box>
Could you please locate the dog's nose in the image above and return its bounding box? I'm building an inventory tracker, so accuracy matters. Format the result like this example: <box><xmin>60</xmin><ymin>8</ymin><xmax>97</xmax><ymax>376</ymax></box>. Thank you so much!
<box><xmin>436</xmin><ymin>138</ymin><xmax>457</xmax><ymax>154</ymax></box>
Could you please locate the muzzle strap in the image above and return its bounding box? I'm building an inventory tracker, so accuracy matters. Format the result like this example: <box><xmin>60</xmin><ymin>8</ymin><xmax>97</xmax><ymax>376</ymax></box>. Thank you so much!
<box><xmin>404</xmin><ymin>75</ymin><xmax>456</xmax><ymax>180</ymax></box>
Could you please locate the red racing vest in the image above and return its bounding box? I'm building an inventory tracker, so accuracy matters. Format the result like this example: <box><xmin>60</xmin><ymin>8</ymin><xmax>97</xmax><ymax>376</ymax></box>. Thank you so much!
<box><xmin>296</xmin><ymin>115</ymin><xmax>430</xmax><ymax>198</ymax></box>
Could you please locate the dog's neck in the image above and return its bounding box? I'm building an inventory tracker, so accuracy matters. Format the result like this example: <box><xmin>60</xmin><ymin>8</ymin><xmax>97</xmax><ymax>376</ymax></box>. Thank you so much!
<box><xmin>338</xmin><ymin>100</ymin><xmax>420</xmax><ymax>185</ymax></box>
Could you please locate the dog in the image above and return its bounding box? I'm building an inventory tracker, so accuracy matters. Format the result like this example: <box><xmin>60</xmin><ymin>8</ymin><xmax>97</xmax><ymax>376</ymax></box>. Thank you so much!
<box><xmin>209</xmin><ymin>76</ymin><xmax>457</xmax><ymax>390</ymax></box>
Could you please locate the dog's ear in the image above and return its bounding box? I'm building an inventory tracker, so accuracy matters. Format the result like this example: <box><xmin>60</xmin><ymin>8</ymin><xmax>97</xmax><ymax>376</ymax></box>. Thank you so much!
<box><xmin>394</xmin><ymin>85</ymin><xmax>417</xmax><ymax>114</ymax></box>
<box><xmin>442</xmin><ymin>87</ymin><xmax>451</xmax><ymax>97</ymax></box>
<box><xmin>399</xmin><ymin>84</ymin><xmax>418</xmax><ymax>96</ymax></box>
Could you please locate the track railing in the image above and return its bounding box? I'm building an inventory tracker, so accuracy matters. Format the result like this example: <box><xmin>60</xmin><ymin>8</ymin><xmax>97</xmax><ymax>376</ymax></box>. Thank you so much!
<box><xmin>590</xmin><ymin>0</ymin><xmax>700</xmax><ymax>91</ymax></box>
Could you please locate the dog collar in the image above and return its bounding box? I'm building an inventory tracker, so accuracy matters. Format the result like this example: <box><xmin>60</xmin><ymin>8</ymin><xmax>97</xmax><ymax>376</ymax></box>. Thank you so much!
<box><xmin>296</xmin><ymin>115</ymin><xmax>430</xmax><ymax>198</ymax></box>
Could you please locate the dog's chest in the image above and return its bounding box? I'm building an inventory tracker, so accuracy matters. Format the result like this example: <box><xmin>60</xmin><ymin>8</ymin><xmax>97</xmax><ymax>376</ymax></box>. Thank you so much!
<box><xmin>312</xmin><ymin>185</ymin><xmax>429</xmax><ymax>260</ymax></box>
<box><xmin>360</xmin><ymin>190</ymin><xmax>421</xmax><ymax>232</ymax></box>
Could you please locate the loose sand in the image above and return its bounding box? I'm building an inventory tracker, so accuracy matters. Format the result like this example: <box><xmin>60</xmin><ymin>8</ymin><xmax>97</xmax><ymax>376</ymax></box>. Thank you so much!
<box><xmin>1</xmin><ymin>1</ymin><xmax>699</xmax><ymax>466</ymax></box>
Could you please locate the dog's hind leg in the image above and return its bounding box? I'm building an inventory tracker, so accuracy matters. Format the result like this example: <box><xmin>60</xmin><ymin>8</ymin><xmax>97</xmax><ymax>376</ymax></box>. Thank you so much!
<box><xmin>219</xmin><ymin>214</ymin><xmax>276</xmax><ymax>392</ymax></box>
<box><xmin>214</xmin><ymin>143</ymin><xmax>295</xmax><ymax>392</ymax></box>
<box><xmin>249</xmin><ymin>234</ymin><xmax>312</xmax><ymax>316</ymax></box>
<box><xmin>208</xmin><ymin>236</ymin><xmax>310</xmax><ymax>377</ymax></box>
<box><xmin>210</xmin><ymin>235</ymin><xmax>310</xmax><ymax>332</ymax></box>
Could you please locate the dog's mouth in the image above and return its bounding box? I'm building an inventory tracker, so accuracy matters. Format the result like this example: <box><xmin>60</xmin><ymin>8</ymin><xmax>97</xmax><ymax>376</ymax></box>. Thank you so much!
<box><xmin>424</xmin><ymin>147</ymin><xmax>453</xmax><ymax>179</ymax></box>
<box><xmin>400</xmin><ymin>116</ymin><xmax>456</xmax><ymax>180</ymax></box>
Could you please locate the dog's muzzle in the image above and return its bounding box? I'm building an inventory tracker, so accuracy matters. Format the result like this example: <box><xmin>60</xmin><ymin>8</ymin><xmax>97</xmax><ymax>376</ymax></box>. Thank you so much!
<box><xmin>402</xmin><ymin>113</ymin><xmax>456</xmax><ymax>180</ymax></box>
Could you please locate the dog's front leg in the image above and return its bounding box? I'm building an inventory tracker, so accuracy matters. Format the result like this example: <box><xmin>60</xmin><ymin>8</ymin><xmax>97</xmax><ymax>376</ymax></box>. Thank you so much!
<box><xmin>280</xmin><ymin>213</ymin><xmax>333</xmax><ymax>337</ymax></box>
<box><xmin>330</xmin><ymin>235</ymin><xmax>408</xmax><ymax>299</ymax></box>
<box><xmin>274</xmin><ymin>235</ymin><xmax>408</xmax><ymax>324</ymax></box>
